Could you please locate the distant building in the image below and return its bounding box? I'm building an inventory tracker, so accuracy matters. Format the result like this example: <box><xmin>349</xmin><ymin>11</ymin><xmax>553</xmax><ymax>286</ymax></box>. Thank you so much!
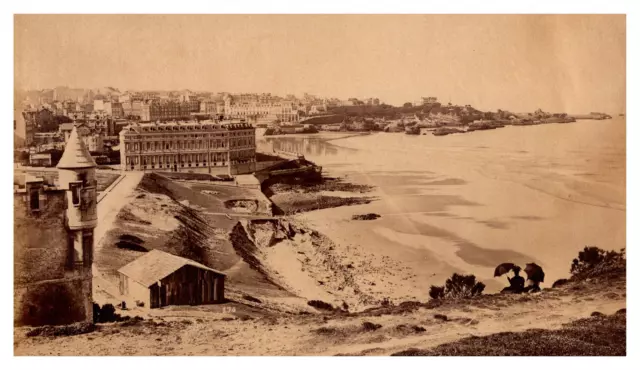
<box><xmin>93</xmin><ymin>100</ymin><xmax>105</xmax><ymax>112</ymax></box>
<box><xmin>414</xmin><ymin>97</ymin><xmax>438</xmax><ymax>106</ymax></box>
<box><xmin>200</xmin><ymin>100</ymin><xmax>218</xmax><ymax>115</ymax></box>
<box><xmin>33</xmin><ymin>132</ymin><xmax>63</xmax><ymax>145</ymax></box>
<box><xmin>223</xmin><ymin>94</ymin><xmax>299</xmax><ymax>123</ymax></box>
<box><xmin>139</xmin><ymin>100</ymin><xmax>197</xmax><ymax>122</ymax></box>
<box><xmin>122</xmin><ymin>100</ymin><xmax>145</xmax><ymax>118</ymax></box>
<box><xmin>119</xmin><ymin>120</ymin><xmax>256</xmax><ymax>175</ymax></box>
<box><xmin>60</xmin><ymin>123</ymin><xmax>105</xmax><ymax>152</ymax></box>
<box><xmin>22</xmin><ymin>108</ymin><xmax>55</xmax><ymax>145</ymax></box>
<box><xmin>14</xmin><ymin>127</ymin><xmax>97</xmax><ymax>326</ymax></box>
<box><xmin>29</xmin><ymin>153</ymin><xmax>53</xmax><ymax>167</ymax></box>
<box><xmin>104</xmin><ymin>101</ymin><xmax>124</xmax><ymax>118</ymax></box>
<box><xmin>117</xmin><ymin>249</ymin><xmax>226</xmax><ymax>308</ymax></box>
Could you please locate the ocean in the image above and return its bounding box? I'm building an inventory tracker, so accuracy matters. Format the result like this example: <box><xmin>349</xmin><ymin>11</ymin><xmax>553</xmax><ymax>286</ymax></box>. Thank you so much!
<box><xmin>257</xmin><ymin>119</ymin><xmax>626</xmax><ymax>295</ymax></box>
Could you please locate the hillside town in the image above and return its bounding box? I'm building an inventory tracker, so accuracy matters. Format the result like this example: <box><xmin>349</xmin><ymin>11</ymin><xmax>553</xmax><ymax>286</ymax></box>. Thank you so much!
<box><xmin>13</xmin><ymin>87</ymin><xmax>614</xmax><ymax>170</ymax></box>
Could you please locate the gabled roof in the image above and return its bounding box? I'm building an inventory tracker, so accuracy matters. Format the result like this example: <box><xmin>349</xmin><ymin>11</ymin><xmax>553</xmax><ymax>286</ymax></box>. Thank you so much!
<box><xmin>117</xmin><ymin>249</ymin><xmax>225</xmax><ymax>288</ymax></box>
<box><xmin>56</xmin><ymin>126</ymin><xmax>97</xmax><ymax>169</ymax></box>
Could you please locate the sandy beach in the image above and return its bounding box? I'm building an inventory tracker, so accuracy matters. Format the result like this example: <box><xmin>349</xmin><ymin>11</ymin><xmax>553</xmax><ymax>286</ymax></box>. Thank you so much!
<box><xmin>259</xmin><ymin>119</ymin><xmax>626</xmax><ymax>296</ymax></box>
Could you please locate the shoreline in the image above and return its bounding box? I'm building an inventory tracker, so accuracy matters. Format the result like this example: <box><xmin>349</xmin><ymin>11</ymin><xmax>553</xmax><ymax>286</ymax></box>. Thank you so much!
<box><xmin>262</xmin><ymin>118</ymin><xmax>625</xmax><ymax>296</ymax></box>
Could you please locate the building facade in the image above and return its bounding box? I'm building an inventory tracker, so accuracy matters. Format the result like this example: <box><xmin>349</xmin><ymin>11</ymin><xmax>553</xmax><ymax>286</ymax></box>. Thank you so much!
<box><xmin>223</xmin><ymin>94</ymin><xmax>299</xmax><ymax>123</ymax></box>
<box><xmin>119</xmin><ymin>120</ymin><xmax>256</xmax><ymax>175</ymax></box>
<box><xmin>14</xmin><ymin>127</ymin><xmax>97</xmax><ymax>326</ymax></box>
<box><xmin>22</xmin><ymin>108</ymin><xmax>55</xmax><ymax>146</ymax></box>
<box><xmin>29</xmin><ymin>153</ymin><xmax>53</xmax><ymax>167</ymax></box>
<box><xmin>139</xmin><ymin>100</ymin><xmax>200</xmax><ymax>122</ymax></box>
<box><xmin>104</xmin><ymin>101</ymin><xmax>125</xmax><ymax>118</ymax></box>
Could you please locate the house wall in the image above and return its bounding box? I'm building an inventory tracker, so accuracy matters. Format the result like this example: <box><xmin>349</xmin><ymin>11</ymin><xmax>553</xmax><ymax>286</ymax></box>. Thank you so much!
<box><xmin>148</xmin><ymin>265</ymin><xmax>225</xmax><ymax>308</ymax></box>
<box><xmin>119</xmin><ymin>274</ymin><xmax>151</xmax><ymax>308</ymax></box>
<box><xmin>14</xmin><ymin>190</ymin><xmax>93</xmax><ymax>326</ymax></box>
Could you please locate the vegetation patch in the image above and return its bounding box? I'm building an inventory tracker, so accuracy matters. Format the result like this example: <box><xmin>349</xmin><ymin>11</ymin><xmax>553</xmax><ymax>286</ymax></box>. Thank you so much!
<box><xmin>570</xmin><ymin>246</ymin><xmax>626</xmax><ymax>281</ymax></box>
<box><xmin>352</xmin><ymin>213</ymin><xmax>381</xmax><ymax>221</ymax></box>
<box><xmin>361</xmin><ymin>322</ymin><xmax>382</xmax><ymax>331</ymax></box>
<box><xmin>308</xmin><ymin>300</ymin><xmax>335</xmax><ymax>311</ymax></box>
<box><xmin>391</xmin><ymin>311</ymin><xmax>626</xmax><ymax>356</ymax></box>
<box><xmin>429</xmin><ymin>273</ymin><xmax>486</xmax><ymax>300</ymax></box>
<box><xmin>26</xmin><ymin>322</ymin><xmax>95</xmax><ymax>338</ymax></box>
<box><xmin>242</xmin><ymin>294</ymin><xmax>263</xmax><ymax>304</ymax></box>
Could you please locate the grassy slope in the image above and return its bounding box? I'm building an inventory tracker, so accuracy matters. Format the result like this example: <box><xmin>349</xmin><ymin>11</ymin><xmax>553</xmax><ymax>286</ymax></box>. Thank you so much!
<box><xmin>15</xmin><ymin>272</ymin><xmax>626</xmax><ymax>356</ymax></box>
<box><xmin>392</xmin><ymin>310</ymin><xmax>626</xmax><ymax>356</ymax></box>
<box><xmin>94</xmin><ymin>173</ymin><xmax>292</xmax><ymax>306</ymax></box>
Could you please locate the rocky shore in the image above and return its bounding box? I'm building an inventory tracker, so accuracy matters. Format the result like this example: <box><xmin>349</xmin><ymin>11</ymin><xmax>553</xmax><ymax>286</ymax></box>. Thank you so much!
<box><xmin>261</xmin><ymin>174</ymin><xmax>376</xmax><ymax>215</ymax></box>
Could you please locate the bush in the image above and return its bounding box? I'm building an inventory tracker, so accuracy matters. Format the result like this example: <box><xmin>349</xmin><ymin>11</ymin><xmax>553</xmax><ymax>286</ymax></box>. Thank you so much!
<box><xmin>552</xmin><ymin>278</ymin><xmax>569</xmax><ymax>288</ymax></box>
<box><xmin>351</xmin><ymin>213</ymin><xmax>381</xmax><ymax>221</ymax></box>
<box><xmin>570</xmin><ymin>246</ymin><xmax>625</xmax><ymax>279</ymax></box>
<box><xmin>26</xmin><ymin>322</ymin><xmax>95</xmax><ymax>337</ymax></box>
<box><xmin>308</xmin><ymin>300</ymin><xmax>334</xmax><ymax>311</ymax></box>
<box><xmin>242</xmin><ymin>294</ymin><xmax>262</xmax><ymax>304</ymax></box>
<box><xmin>93</xmin><ymin>303</ymin><xmax>138</xmax><ymax>324</ymax></box>
<box><xmin>429</xmin><ymin>273</ymin><xmax>486</xmax><ymax>300</ymax></box>
<box><xmin>361</xmin><ymin>322</ymin><xmax>382</xmax><ymax>331</ymax></box>
<box><xmin>100</xmin><ymin>304</ymin><xmax>116</xmax><ymax>322</ymax></box>
<box><xmin>429</xmin><ymin>286</ymin><xmax>445</xmax><ymax>300</ymax></box>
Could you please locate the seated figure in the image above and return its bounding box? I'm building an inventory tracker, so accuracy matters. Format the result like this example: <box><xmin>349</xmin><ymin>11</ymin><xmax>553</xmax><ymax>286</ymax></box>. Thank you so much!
<box><xmin>501</xmin><ymin>266</ymin><xmax>525</xmax><ymax>294</ymax></box>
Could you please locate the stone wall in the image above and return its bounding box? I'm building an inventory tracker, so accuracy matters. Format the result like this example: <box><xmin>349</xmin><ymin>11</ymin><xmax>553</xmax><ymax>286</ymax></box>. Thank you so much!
<box><xmin>14</xmin><ymin>191</ymin><xmax>93</xmax><ymax>326</ymax></box>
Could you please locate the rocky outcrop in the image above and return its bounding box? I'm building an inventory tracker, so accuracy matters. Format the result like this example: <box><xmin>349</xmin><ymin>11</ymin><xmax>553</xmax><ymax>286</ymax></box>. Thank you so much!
<box><xmin>432</xmin><ymin>127</ymin><xmax>465</xmax><ymax>136</ymax></box>
<box><xmin>405</xmin><ymin>126</ymin><xmax>421</xmax><ymax>135</ymax></box>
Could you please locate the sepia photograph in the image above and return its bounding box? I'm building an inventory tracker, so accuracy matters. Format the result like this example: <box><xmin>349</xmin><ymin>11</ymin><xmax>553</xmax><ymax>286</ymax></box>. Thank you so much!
<box><xmin>7</xmin><ymin>7</ymin><xmax>634</xmax><ymax>360</ymax></box>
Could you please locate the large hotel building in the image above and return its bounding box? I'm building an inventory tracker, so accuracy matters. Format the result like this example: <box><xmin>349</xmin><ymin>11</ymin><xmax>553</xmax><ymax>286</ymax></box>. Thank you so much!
<box><xmin>119</xmin><ymin>120</ymin><xmax>256</xmax><ymax>175</ymax></box>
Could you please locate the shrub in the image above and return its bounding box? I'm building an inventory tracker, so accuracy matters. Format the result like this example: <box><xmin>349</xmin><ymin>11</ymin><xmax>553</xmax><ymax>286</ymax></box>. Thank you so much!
<box><xmin>26</xmin><ymin>322</ymin><xmax>95</xmax><ymax>337</ymax></box>
<box><xmin>351</xmin><ymin>213</ymin><xmax>381</xmax><ymax>221</ymax></box>
<box><xmin>308</xmin><ymin>300</ymin><xmax>334</xmax><ymax>311</ymax></box>
<box><xmin>242</xmin><ymin>294</ymin><xmax>262</xmax><ymax>304</ymax></box>
<box><xmin>429</xmin><ymin>273</ymin><xmax>486</xmax><ymax>300</ymax></box>
<box><xmin>570</xmin><ymin>246</ymin><xmax>625</xmax><ymax>279</ymax></box>
<box><xmin>361</xmin><ymin>322</ymin><xmax>382</xmax><ymax>331</ymax></box>
<box><xmin>100</xmin><ymin>304</ymin><xmax>116</xmax><ymax>322</ymax></box>
<box><xmin>552</xmin><ymin>278</ymin><xmax>569</xmax><ymax>288</ymax></box>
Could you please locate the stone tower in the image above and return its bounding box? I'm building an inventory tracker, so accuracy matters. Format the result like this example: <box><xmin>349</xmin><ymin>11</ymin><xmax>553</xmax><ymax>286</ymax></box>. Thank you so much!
<box><xmin>13</xmin><ymin>126</ymin><xmax>98</xmax><ymax>326</ymax></box>
<box><xmin>57</xmin><ymin>126</ymin><xmax>98</xmax><ymax>274</ymax></box>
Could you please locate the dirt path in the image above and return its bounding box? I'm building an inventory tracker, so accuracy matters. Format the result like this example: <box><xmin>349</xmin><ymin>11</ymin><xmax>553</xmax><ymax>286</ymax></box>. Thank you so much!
<box><xmin>92</xmin><ymin>171</ymin><xmax>144</xmax><ymax>303</ymax></box>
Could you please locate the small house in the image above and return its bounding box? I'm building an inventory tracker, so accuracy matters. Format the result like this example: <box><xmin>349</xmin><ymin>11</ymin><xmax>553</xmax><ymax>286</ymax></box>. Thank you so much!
<box><xmin>117</xmin><ymin>250</ymin><xmax>226</xmax><ymax>308</ymax></box>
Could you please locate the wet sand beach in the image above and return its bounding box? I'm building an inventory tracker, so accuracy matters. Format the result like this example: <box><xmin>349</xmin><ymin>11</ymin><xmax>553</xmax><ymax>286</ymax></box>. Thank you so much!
<box><xmin>258</xmin><ymin>119</ymin><xmax>626</xmax><ymax>297</ymax></box>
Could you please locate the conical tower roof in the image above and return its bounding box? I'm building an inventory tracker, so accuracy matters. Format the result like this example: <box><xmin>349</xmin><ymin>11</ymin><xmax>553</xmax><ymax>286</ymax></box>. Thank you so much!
<box><xmin>57</xmin><ymin>125</ymin><xmax>97</xmax><ymax>169</ymax></box>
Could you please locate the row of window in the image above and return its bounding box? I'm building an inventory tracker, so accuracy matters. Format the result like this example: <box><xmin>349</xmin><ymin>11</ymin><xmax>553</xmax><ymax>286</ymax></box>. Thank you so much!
<box><xmin>127</xmin><ymin>153</ymin><xmax>230</xmax><ymax>165</ymax></box>
<box><xmin>124</xmin><ymin>138</ymin><xmax>255</xmax><ymax>152</ymax></box>
<box><xmin>126</xmin><ymin>150</ymin><xmax>255</xmax><ymax>165</ymax></box>
<box><xmin>128</xmin><ymin>126</ymin><xmax>254</xmax><ymax>134</ymax></box>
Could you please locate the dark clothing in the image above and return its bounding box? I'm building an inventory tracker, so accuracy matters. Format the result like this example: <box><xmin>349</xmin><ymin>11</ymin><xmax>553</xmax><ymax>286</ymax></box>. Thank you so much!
<box><xmin>524</xmin><ymin>283</ymin><xmax>541</xmax><ymax>293</ymax></box>
<box><xmin>510</xmin><ymin>276</ymin><xmax>525</xmax><ymax>291</ymax></box>
<box><xmin>502</xmin><ymin>275</ymin><xmax>526</xmax><ymax>294</ymax></box>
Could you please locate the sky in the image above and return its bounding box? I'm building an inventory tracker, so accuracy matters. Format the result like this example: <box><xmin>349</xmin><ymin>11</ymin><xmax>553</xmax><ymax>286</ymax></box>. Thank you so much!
<box><xmin>14</xmin><ymin>14</ymin><xmax>626</xmax><ymax>113</ymax></box>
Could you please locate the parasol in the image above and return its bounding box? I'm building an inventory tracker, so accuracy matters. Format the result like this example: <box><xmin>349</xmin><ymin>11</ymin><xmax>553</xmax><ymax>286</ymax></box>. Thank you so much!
<box><xmin>524</xmin><ymin>263</ymin><xmax>545</xmax><ymax>283</ymax></box>
<box><xmin>494</xmin><ymin>262</ymin><xmax>519</xmax><ymax>277</ymax></box>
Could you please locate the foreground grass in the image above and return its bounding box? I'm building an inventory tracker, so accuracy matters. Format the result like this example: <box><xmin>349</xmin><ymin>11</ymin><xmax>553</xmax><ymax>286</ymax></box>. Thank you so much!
<box><xmin>392</xmin><ymin>310</ymin><xmax>626</xmax><ymax>356</ymax></box>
